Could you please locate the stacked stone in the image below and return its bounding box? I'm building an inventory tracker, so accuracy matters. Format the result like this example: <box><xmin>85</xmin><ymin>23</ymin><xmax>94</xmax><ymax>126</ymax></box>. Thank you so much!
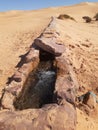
<box><xmin>0</xmin><ymin>17</ymin><xmax>78</xmax><ymax>130</ymax></box>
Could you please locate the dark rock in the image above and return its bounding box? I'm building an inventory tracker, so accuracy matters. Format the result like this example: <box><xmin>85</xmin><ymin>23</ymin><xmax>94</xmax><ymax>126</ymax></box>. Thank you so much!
<box><xmin>83</xmin><ymin>92</ymin><xmax>97</xmax><ymax>109</ymax></box>
<box><xmin>77</xmin><ymin>91</ymin><xmax>97</xmax><ymax>115</ymax></box>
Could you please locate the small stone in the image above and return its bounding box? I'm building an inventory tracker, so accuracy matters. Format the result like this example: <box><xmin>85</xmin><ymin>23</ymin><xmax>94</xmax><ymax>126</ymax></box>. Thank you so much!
<box><xmin>1</xmin><ymin>91</ymin><xmax>15</xmax><ymax>110</ymax></box>
<box><xmin>25</xmin><ymin>48</ymin><xmax>39</xmax><ymax>63</ymax></box>
<box><xmin>84</xmin><ymin>92</ymin><xmax>96</xmax><ymax>109</ymax></box>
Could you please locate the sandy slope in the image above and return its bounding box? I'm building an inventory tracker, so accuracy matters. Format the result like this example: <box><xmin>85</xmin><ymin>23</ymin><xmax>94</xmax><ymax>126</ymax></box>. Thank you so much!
<box><xmin>0</xmin><ymin>2</ymin><xmax>98</xmax><ymax>130</ymax></box>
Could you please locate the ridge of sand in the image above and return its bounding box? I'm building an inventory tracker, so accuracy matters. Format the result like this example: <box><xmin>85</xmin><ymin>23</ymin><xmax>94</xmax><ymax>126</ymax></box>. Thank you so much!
<box><xmin>75</xmin><ymin>1</ymin><xmax>98</xmax><ymax>6</ymax></box>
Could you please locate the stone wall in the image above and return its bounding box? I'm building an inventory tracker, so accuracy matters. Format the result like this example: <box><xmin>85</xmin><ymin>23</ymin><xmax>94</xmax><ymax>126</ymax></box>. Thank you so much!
<box><xmin>0</xmin><ymin>17</ymin><xmax>78</xmax><ymax>130</ymax></box>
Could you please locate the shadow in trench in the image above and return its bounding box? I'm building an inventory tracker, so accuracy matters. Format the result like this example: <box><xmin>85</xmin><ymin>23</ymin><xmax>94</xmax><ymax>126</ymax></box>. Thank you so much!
<box><xmin>13</xmin><ymin>49</ymin><xmax>57</xmax><ymax>110</ymax></box>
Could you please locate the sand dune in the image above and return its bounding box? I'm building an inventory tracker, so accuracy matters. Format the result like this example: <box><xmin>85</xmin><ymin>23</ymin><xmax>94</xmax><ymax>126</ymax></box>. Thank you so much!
<box><xmin>0</xmin><ymin>2</ymin><xmax>98</xmax><ymax>130</ymax></box>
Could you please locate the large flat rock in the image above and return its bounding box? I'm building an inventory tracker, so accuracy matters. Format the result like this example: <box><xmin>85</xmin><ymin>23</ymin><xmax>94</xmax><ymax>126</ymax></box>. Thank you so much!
<box><xmin>0</xmin><ymin>103</ymin><xmax>76</xmax><ymax>130</ymax></box>
<box><xmin>34</xmin><ymin>18</ymin><xmax>66</xmax><ymax>56</ymax></box>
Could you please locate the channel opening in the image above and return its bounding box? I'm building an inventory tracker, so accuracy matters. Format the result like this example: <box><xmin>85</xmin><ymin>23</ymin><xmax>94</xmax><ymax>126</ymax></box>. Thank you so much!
<box><xmin>13</xmin><ymin>49</ymin><xmax>57</xmax><ymax>110</ymax></box>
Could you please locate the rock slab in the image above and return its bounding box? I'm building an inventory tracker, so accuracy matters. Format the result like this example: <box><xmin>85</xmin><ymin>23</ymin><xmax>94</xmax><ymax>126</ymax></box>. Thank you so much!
<box><xmin>35</xmin><ymin>17</ymin><xmax>66</xmax><ymax>56</ymax></box>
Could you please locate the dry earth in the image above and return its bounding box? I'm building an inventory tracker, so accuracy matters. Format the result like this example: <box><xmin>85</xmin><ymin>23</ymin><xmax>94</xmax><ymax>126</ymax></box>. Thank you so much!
<box><xmin>0</xmin><ymin>2</ymin><xmax>98</xmax><ymax>130</ymax></box>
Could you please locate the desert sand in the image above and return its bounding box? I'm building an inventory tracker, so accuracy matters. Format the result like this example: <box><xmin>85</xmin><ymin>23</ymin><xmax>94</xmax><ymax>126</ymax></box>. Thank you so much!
<box><xmin>0</xmin><ymin>2</ymin><xmax>98</xmax><ymax>130</ymax></box>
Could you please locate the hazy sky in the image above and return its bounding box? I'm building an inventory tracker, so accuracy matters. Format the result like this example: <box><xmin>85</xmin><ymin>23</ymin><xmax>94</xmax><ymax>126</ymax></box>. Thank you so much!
<box><xmin>0</xmin><ymin>0</ymin><xmax>98</xmax><ymax>12</ymax></box>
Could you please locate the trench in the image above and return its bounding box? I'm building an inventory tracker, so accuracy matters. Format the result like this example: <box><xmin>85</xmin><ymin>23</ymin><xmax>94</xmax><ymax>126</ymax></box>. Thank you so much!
<box><xmin>14</xmin><ymin>50</ymin><xmax>57</xmax><ymax>110</ymax></box>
